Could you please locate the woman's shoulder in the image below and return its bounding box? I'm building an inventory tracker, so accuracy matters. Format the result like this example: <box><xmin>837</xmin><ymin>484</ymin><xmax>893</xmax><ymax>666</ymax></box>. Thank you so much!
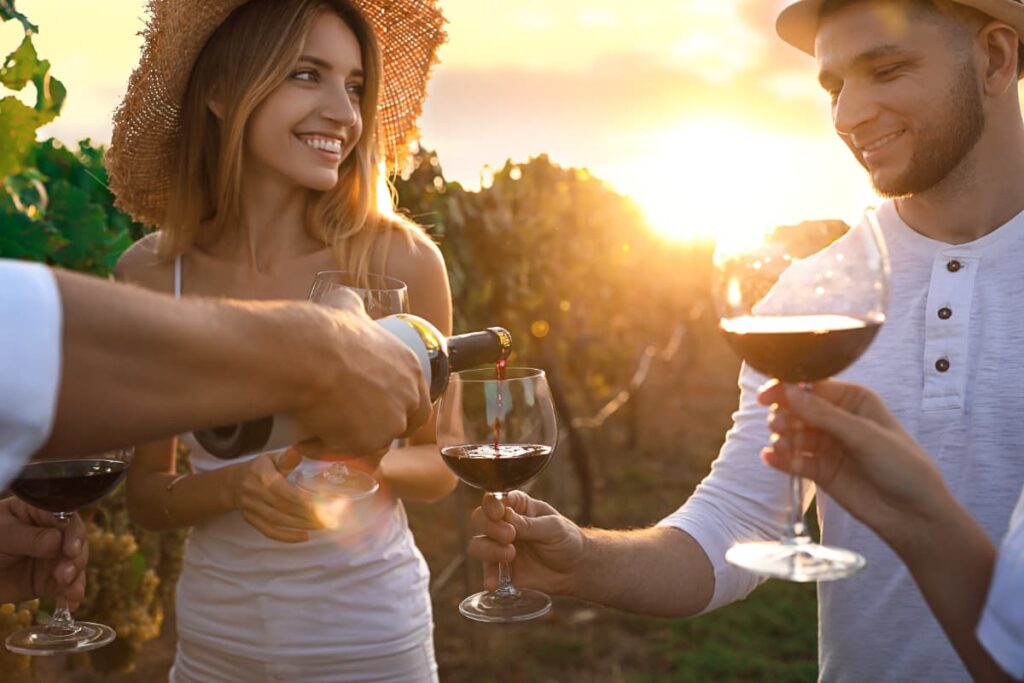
<box><xmin>381</xmin><ymin>217</ymin><xmax>446</xmax><ymax>287</ymax></box>
<box><xmin>379</xmin><ymin>217</ymin><xmax>452</xmax><ymax>330</ymax></box>
<box><xmin>115</xmin><ymin>232</ymin><xmax>175</xmax><ymax>293</ymax></box>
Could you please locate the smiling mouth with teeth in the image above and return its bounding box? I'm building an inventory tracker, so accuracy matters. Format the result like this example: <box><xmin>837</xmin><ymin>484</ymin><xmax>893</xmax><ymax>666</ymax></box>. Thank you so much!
<box><xmin>301</xmin><ymin>136</ymin><xmax>343</xmax><ymax>155</ymax></box>
<box><xmin>860</xmin><ymin>131</ymin><xmax>903</xmax><ymax>153</ymax></box>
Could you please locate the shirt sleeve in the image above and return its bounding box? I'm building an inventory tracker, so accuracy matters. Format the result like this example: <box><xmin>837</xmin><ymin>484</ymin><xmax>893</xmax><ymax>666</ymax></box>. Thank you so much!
<box><xmin>657</xmin><ymin>361</ymin><xmax>812</xmax><ymax>612</ymax></box>
<box><xmin>977</xmin><ymin>489</ymin><xmax>1024</xmax><ymax>681</ymax></box>
<box><xmin>0</xmin><ymin>260</ymin><xmax>62</xmax><ymax>489</ymax></box>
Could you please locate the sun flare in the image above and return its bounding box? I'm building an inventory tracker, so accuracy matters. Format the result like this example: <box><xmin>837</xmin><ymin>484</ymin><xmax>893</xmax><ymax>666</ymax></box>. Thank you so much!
<box><xmin>606</xmin><ymin>118</ymin><xmax>876</xmax><ymax>246</ymax></box>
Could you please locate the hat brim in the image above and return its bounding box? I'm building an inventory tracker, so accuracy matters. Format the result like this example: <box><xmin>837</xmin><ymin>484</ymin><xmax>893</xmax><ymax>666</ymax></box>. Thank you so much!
<box><xmin>777</xmin><ymin>0</ymin><xmax>1024</xmax><ymax>56</ymax></box>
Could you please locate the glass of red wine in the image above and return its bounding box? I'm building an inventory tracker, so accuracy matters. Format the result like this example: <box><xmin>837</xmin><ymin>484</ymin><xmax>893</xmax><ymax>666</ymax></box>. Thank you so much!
<box><xmin>437</xmin><ymin>366</ymin><xmax>557</xmax><ymax>622</ymax></box>
<box><xmin>294</xmin><ymin>270</ymin><xmax>410</xmax><ymax>499</ymax></box>
<box><xmin>6</xmin><ymin>449</ymin><xmax>133</xmax><ymax>655</ymax></box>
<box><xmin>713</xmin><ymin>211</ymin><xmax>889</xmax><ymax>582</ymax></box>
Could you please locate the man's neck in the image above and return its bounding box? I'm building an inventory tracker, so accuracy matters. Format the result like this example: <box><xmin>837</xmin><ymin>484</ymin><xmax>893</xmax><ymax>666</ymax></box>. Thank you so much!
<box><xmin>896</xmin><ymin>116</ymin><xmax>1024</xmax><ymax>245</ymax></box>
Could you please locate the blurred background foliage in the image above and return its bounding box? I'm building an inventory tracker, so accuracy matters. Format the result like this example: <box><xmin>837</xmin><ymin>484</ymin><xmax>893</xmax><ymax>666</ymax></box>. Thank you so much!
<box><xmin>1</xmin><ymin>3</ymin><xmax>847</xmax><ymax>679</ymax></box>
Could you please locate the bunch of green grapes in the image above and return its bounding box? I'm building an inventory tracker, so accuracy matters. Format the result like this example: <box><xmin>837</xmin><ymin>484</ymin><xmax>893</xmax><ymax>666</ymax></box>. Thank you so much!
<box><xmin>0</xmin><ymin>600</ymin><xmax>39</xmax><ymax>675</ymax></box>
<box><xmin>73</xmin><ymin>527</ymin><xmax>163</xmax><ymax>674</ymax></box>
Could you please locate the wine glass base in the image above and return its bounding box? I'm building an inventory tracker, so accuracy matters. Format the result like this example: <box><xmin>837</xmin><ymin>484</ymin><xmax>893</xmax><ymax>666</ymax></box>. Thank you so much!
<box><xmin>459</xmin><ymin>588</ymin><xmax>552</xmax><ymax>623</ymax></box>
<box><xmin>6</xmin><ymin>621</ymin><xmax>116</xmax><ymax>656</ymax></box>
<box><xmin>292</xmin><ymin>462</ymin><xmax>379</xmax><ymax>500</ymax></box>
<box><xmin>725</xmin><ymin>541</ymin><xmax>866</xmax><ymax>582</ymax></box>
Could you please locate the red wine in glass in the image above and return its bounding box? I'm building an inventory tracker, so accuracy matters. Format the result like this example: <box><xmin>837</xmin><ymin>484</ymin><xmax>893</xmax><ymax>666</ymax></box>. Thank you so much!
<box><xmin>12</xmin><ymin>459</ymin><xmax>128</xmax><ymax>513</ymax></box>
<box><xmin>5</xmin><ymin>453</ymin><xmax>132</xmax><ymax>656</ymax></box>
<box><xmin>720</xmin><ymin>314</ymin><xmax>882</xmax><ymax>383</ymax></box>
<box><xmin>441</xmin><ymin>444</ymin><xmax>552</xmax><ymax>492</ymax></box>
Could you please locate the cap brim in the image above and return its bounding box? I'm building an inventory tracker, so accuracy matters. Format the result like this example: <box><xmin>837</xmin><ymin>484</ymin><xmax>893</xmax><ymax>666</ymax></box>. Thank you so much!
<box><xmin>776</xmin><ymin>0</ymin><xmax>826</xmax><ymax>56</ymax></box>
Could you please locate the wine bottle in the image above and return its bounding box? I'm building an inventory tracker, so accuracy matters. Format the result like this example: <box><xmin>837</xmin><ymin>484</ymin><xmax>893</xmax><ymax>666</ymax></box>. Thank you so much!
<box><xmin>193</xmin><ymin>314</ymin><xmax>513</xmax><ymax>459</ymax></box>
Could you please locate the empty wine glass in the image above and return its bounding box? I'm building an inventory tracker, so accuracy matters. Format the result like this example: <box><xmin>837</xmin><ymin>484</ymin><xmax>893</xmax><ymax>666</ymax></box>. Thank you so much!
<box><xmin>293</xmin><ymin>270</ymin><xmax>410</xmax><ymax>499</ymax></box>
<box><xmin>713</xmin><ymin>211</ymin><xmax>889</xmax><ymax>581</ymax></box>
<box><xmin>6</xmin><ymin>449</ymin><xmax>134</xmax><ymax>655</ymax></box>
<box><xmin>437</xmin><ymin>367</ymin><xmax>558</xmax><ymax>622</ymax></box>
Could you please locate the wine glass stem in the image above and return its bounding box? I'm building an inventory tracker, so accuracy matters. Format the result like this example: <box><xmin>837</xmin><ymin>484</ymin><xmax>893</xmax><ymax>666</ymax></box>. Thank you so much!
<box><xmin>493</xmin><ymin>492</ymin><xmax>519</xmax><ymax>599</ymax></box>
<box><xmin>783</xmin><ymin>382</ymin><xmax>810</xmax><ymax>545</ymax></box>
<box><xmin>46</xmin><ymin>513</ymin><xmax>78</xmax><ymax>636</ymax></box>
<box><xmin>784</xmin><ymin>473</ymin><xmax>808</xmax><ymax>543</ymax></box>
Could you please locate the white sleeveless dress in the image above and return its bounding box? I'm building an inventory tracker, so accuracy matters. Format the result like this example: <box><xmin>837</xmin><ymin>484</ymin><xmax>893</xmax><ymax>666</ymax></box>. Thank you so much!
<box><xmin>167</xmin><ymin>256</ymin><xmax>438</xmax><ymax>683</ymax></box>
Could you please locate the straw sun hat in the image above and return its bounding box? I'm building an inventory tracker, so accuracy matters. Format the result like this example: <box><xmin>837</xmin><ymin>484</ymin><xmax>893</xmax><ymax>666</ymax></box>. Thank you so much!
<box><xmin>107</xmin><ymin>0</ymin><xmax>446</xmax><ymax>227</ymax></box>
<box><xmin>777</xmin><ymin>0</ymin><xmax>1024</xmax><ymax>55</ymax></box>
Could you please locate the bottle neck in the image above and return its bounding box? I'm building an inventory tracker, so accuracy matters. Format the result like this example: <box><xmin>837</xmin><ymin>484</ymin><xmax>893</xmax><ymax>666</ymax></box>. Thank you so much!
<box><xmin>448</xmin><ymin>327</ymin><xmax>512</xmax><ymax>373</ymax></box>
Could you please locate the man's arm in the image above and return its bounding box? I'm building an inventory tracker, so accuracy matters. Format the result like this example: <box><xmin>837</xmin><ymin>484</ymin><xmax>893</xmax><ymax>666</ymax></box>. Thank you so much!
<box><xmin>470</xmin><ymin>492</ymin><xmax>714</xmax><ymax>617</ymax></box>
<box><xmin>468</xmin><ymin>363</ymin><xmax>792</xmax><ymax>617</ymax></box>
<box><xmin>41</xmin><ymin>268</ymin><xmax>431</xmax><ymax>459</ymax></box>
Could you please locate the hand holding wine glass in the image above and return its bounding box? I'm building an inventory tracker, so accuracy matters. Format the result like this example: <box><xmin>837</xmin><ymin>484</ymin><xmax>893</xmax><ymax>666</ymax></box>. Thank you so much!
<box><xmin>293</xmin><ymin>270</ymin><xmax>413</xmax><ymax>499</ymax></box>
<box><xmin>6</xmin><ymin>449</ymin><xmax>133</xmax><ymax>655</ymax></box>
<box><xmin>713</xmin><ymin>211</ymin><xmax>889</xmax><ymax>582</ymax></box>
<box><xmin>757</xmin><ymin>379</ymin><xmax>954</xmax><ymax>554</ymax></box>
<box><xmin>438</xmin><ymin>367</ymin><xmax>558</xmax><ymax>623</ymax></box>
<box><xmin>0</xmin><ymin>497</ymin><xmax>88</xmax><ymax>607</ymax></box>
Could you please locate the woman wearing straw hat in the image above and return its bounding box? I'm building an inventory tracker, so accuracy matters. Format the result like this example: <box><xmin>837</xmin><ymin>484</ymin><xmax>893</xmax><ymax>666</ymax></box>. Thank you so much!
<box><xmin>108</xmin><ymin>1</ymin><xmax>453</xmax><ymax>680</ymax></box>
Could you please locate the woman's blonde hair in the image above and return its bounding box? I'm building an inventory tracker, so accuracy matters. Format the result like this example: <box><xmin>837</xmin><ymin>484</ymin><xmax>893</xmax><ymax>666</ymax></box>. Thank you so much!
<box><xmin>161</xmin><ymin>0</ymin><xmax>424</xmax><ymax>278</ymax></box>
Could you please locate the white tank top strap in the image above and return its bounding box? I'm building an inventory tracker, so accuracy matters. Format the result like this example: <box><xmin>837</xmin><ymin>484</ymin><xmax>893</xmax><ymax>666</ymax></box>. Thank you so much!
<box><xmin>173</xmin><ymin>253</ymin><xmax>182</xmax><ymax>299</ymax></box>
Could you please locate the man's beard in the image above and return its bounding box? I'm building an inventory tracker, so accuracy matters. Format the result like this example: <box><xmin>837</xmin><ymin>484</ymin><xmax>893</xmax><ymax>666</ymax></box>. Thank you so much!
<box><xmin>866</xmin><ymin>61</ymin><xmax>985</xmax><ymax>198</ymax></box>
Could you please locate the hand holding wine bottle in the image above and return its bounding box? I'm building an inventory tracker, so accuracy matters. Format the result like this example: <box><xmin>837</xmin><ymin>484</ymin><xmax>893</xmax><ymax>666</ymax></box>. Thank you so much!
<box><xmin>0</xmin><ymin>497</ymin><xmax>88</xmax><ymax>607</ymax></box>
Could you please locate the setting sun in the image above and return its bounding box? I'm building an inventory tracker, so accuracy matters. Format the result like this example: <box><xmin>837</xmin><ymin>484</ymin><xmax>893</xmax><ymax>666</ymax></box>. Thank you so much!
<box><xmin>605</xmin><ymin>118</ymin><xmax>877</xmax><ymax>245</ymax></box>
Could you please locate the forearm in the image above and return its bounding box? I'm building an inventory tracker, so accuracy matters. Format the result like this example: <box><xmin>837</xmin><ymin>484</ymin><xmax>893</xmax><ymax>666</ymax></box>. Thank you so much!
<box><xmin>378</xmin><ymin>444</ymin><xmax>457</xmax><ymax>503</ymax></box>
<box><xmin>895</xmin><ymin>496</ymin><xmax>1008</xmax><ymax>682</ymax></box>
<box><xmin>42</xmin><ymin>270</ymin><xmax>319</xmax><ymax>458</ymax></box>
<box><xmin>127</xmin><ymin>463</ymin><xmax>241</xmax><ymax>532</ymax></box>
<box><xmin>572</xmin><ymin>526</ymin><xmax>714</xmax><ymax>617</ymax></box>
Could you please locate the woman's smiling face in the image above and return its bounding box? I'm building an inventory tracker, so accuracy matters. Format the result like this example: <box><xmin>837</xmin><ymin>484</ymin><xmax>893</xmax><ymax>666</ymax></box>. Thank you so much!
<box><xmin>244</xmin><ymin>10</ymin><xmax>366</xmax><ymax>193</ymax></box>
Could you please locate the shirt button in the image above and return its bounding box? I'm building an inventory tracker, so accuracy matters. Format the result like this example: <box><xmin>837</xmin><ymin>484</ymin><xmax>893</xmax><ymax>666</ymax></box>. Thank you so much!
<box><xmin>947</xmin><ymin>260</ymin><xmax>962</xmax><ymax>272</ymax></box>
<box><xmin>938</xmin><ymin>307</ymin><xmax>953</xmax><ymax>320</ymax></box>
<box><xmin>935</xmin><ymin>358</ymin><xmax>951</xmax><ymax>372</ymax></box>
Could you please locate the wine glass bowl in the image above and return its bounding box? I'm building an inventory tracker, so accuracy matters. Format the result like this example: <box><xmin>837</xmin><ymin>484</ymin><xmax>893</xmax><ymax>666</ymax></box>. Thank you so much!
<box><xmin>713</xmin><ymin>214</ymin><xmax>889</xmax><ymax>581</ymax></box>
<box><xmin>437</xmin><ymin>367</ymin><xmax>557</xmax><ymax>622</ymax></box>
<box><xmin>6</xmin><ymin>449</ymin><xmax>133</xmax><ymax>656</ymax></box>
<box><xmin>295</xmin><ymin>270</ymin><xmax>411</xmax><ymax>499</ymax></box>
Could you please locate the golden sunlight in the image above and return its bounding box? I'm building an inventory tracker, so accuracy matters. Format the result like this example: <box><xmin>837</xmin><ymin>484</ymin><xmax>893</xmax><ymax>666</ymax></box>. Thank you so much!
<box><xmin>606</xmin><ymin>118</ymin><xmax>877</xmax><ymax>245</ymax></box>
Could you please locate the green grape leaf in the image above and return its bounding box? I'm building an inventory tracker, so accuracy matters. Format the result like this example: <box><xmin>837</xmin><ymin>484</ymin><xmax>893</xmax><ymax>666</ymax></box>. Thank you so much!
<box><xmin>0</xmin><ymin>95</ymin><xmax>44</xmax><ymax>178</ymax></box>
<box><xmin>47</xmin><ymin>179</ymin><xmax>109</xmax><ymax>272</ymax></box>
<box><xmin>31</xmin><ymin>71</ymin><xmax>64</xmax><ymax>120</ymax></box>
<box><xmin>0</xmin><ymin>1</ymin><xmax>38</xmax><ymax>33</ymax></box>
<box><xmin>0</xmin><ymin>210</ymin><xmax>65</xmax><ymax>261</ymax></box>
<box><xmin>0</xmin><ymin>35</ymin><xmax>41</xmax><ymax>91</ymax></box>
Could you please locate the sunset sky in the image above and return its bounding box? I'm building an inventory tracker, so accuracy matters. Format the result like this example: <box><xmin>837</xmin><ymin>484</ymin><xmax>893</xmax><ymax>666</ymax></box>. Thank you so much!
<box><xmin>3</xmin><ymin>0</ymin><xmax>881</xmax><ymax>242</ymax></box>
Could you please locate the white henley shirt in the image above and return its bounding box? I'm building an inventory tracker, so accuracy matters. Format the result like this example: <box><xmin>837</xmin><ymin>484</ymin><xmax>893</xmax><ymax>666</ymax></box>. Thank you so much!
<box><xmin>661</xmin><ymin>200</ymin><xmax>1024</xmax><ymax>682</ymax></box>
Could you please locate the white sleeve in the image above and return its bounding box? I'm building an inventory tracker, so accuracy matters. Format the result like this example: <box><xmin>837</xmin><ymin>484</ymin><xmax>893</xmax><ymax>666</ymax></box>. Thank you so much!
<box><xmin>977</xmin><ymin>490</ymin><xmax>1024</xmax><ymax>681</ymax></box>
<box><xmin>0</xmin><ymin>260</ymin><xmax>62</xmax><ymax>489</ymax></box>
<box><xmin>657</xmin><ymin>362</ymin><xmax>810</xmax><ymax>612</ymax></box>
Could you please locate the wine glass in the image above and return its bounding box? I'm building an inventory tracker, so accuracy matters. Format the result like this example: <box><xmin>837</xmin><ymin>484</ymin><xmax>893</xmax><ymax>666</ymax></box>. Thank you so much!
<box><xmin>713</xmin><ymin>211</ymin><xmax>889</xmax><ymax>582</ymax></box>
<box><xmin>5</xmin><ymin>449</ymin><xmax>133</xmax><ymax>655</ymax></box>
<box><xmin>437</xmin><ymin>367</ymin><xmax>558</xmax><ymax>623</ymax></box>
<box><xmin>293</xmin><ymin>270</ymin><xmax>411</xmax><ymax>499</ymax></box>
